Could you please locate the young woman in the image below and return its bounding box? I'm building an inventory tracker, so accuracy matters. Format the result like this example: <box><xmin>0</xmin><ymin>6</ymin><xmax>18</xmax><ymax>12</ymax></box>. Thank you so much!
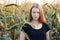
<box><xmin>19</xmin><ymin>3</ymin><xmax>50</xmax><ymax>40</ymax></box>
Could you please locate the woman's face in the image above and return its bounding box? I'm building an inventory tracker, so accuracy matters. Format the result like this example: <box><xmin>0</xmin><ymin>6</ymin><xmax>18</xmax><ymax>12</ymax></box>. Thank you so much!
<box><xmin>31</xmin><ymin>8</ymin><xmax>40</xmax><ymax>21</ymax></box>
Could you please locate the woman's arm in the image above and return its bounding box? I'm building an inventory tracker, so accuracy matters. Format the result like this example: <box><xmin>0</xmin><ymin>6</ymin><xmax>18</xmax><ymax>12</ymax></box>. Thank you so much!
<box><xmin>18</xmin><ymin>31</ymin><xmax>25</xmax><ymax>40</ymax></box>
<box><xmin>46</xmin><ymin>30</ymin><xmax>50</xmax><ymax>40</ymax></box>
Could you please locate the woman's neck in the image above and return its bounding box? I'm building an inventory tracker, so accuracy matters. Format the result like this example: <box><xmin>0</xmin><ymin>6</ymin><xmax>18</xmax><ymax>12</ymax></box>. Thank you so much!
<box><xmin>30</xmin><ymin>20</ymin><xmax>42</xmax><ymax>29</ymax></box>
<box><xmin>31</xmin><ymin>20</ymin><xmax>40</xmax><ymax>24</ymax></box>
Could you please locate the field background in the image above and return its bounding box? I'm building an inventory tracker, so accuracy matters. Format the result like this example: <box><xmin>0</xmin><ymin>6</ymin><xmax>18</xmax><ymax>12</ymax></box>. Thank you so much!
<box><xmin>0</xmin><ymin>0</ymin><xmax>60</xmax><ymax>40</ymax></box>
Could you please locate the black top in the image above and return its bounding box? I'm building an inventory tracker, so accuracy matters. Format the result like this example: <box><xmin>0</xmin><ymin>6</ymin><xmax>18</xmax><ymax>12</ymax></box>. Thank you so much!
<box><xmin>21</xmin><ymin>23</ymin><xmax>50</xmax><ymax>40</ymax></box>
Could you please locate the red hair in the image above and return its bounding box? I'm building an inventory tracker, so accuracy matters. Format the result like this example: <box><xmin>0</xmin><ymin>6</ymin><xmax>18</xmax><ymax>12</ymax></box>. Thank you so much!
<box><xmin>28</xmin><ymin>3</ymin><xmax>46</xmax><ymax>23</ymax></box>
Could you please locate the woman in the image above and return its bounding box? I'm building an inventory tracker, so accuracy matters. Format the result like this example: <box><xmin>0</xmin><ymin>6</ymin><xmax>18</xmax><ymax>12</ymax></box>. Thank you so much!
<box><xmin>19</xmin><ymin>3</ymin><xmax>50</xmax><ymax>40</ymax></box>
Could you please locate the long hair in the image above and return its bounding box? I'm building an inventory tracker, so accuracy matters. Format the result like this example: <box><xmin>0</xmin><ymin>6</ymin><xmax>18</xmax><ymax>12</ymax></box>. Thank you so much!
<box><xmin>27</xmin><ymin>3</ymin><xmax>46</xmax><ymax>23</ymax></box>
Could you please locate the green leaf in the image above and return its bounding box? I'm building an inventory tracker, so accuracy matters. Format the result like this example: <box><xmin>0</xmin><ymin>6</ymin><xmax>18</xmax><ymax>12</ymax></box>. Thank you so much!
<box><xmin>0</xmin><ymin>14</ymin><xmax>4</xmax><ymax>19</ymax></box>
<box><xmin>6</xmin><ymin>24</ymin><xmax>18</xmax><ymax>31</ymax></box>
<box><xmin>5</xmin><ymin>4</ymin><xmax>19</xmax><ymax>7</ymax></box>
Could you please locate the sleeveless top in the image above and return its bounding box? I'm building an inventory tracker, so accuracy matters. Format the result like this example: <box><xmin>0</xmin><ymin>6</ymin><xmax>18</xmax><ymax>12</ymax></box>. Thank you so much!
<box><xmin>21</xmin><ymin>23</ymin><xmax>50</xmax><ymax>40</ymax></box>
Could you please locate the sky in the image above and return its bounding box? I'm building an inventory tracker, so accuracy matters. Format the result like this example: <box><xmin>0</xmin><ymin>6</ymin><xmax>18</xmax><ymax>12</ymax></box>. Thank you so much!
<box><xmin>0</xmin><ymin>0</ymin><xmax>56</xmax><ymax>5</ymax></box>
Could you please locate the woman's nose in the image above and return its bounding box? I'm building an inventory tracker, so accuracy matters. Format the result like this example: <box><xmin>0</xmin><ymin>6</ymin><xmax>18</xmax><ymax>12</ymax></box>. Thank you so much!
<box><xmin>35</xmin><ymin>12</ymin><xmax>38</xmax><ymax>15</ymax></box>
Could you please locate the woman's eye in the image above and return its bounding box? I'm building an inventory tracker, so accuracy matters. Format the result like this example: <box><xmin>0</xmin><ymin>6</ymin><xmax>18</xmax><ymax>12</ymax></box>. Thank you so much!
<box><xmin>32</xmin><ymin>12</ymin><xmax>40</xmax><ymax>14</ymax></box>
<box><xmin>37</xmin><ymin>12</ymin><xmax>40</xmax><ymax>13</ymax></box>
<box><xmin>33</xmin><ymin>12</ymin><xmax>36</xmax><ymax>13</ymax></box>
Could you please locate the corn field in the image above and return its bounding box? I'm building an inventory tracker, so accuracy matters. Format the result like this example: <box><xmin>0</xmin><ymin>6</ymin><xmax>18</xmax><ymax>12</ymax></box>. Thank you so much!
<box><xmin>0</xmin><ymin>0</ymin><xmax>60</xmax><ymax>40</ymax></box>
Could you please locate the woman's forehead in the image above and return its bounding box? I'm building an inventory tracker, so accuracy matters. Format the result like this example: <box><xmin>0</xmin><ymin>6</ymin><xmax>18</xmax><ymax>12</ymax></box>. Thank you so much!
<box><xmin>32</xmin><ymin>8</ymin><xmax>40</xmax><ymax>12</ymax></box>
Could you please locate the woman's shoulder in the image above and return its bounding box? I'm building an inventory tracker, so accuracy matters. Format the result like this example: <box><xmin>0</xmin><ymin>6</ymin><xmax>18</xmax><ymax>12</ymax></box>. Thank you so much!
<box><xmin>23</xmin><ymin>21</ymin><xmax>31</xmax><ymax>27</ymax></box>
<box><xmin>21</xmin><ymin>22</ymin><xmax>31</xmax><ymax>31</ymax></box>
<box><xmin>43</xmin><ymin>23</ymin><xmax>50</xmax><ymax>32</ymax></box>
<box><xmin>43</xmin><ymin>23</ymin><xmax>48</xmax><ymax>26</ymax></box>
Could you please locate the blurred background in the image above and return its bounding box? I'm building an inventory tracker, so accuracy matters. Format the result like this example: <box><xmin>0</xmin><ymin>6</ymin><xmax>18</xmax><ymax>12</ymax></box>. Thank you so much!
<box><xmin>0</xmin><ymin>0</ymin><xmax>60</xmax><ymax>40</ymax></box>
